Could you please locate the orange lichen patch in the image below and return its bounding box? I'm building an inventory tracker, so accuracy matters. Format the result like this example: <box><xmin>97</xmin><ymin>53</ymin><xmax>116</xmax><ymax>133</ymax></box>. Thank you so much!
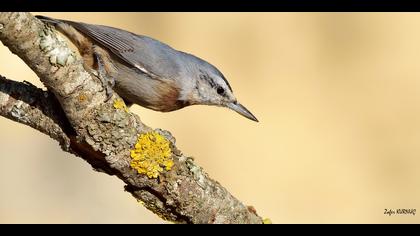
<box><xmin>78</xmin><ymin>93</ymin><xmax>88</xmax><ymax>102</ymax></box>
<box><xmin>130</xmin><ymin>131</ymin><xmax>173</xmax><ymax>178</ymax></box>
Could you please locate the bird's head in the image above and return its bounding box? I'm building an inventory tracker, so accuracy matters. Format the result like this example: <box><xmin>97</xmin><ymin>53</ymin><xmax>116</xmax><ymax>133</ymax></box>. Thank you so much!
<box><xmin>179</xmin><ymin>53</ymin><xmax>258</xmax><ymax>122</ymax></box>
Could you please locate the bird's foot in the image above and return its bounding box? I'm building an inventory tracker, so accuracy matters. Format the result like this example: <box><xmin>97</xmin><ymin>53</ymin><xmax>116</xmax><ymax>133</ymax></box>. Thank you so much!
<box><xmin>94</xmin><ymin>52</ymin><xmax>115</xmax><ymax>102</ymax></box>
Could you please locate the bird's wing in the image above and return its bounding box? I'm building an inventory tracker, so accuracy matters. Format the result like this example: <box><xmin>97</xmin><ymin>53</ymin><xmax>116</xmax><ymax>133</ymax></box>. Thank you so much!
<box><xmin>63</xmin><ymin>20</ymin><xmax>181</xmax><ymax>80</ymax></box>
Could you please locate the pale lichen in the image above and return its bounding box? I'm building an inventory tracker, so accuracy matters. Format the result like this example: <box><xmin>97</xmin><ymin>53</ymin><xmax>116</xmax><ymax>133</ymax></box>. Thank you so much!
<box><xmin>130</xmin><ymin>131</ymin><xmax>174</xmax><ymax>178</ymax></box>
<box><xmin>39</xmin><ymin>26</ymin><xmax>76</xmax><ymax>66</ymax></box>
<box><xmin>186</xmin><ymin>157</ymin><xmax>206</xmax><ymax>188</ymax></box>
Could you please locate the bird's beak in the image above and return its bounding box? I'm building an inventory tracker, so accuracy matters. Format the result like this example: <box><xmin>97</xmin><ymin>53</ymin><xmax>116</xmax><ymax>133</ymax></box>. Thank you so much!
<box><xmin>227</xmin><ymin>102</ymin><xmax>259</xmax><ymax>122</ymax></box>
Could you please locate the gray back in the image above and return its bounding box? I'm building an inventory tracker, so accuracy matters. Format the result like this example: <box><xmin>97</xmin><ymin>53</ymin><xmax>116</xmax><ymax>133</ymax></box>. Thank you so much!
<box><xmin>65</xmin><ymin>20</ymin><xmax>182</xmax><ymax>80</ymax></box>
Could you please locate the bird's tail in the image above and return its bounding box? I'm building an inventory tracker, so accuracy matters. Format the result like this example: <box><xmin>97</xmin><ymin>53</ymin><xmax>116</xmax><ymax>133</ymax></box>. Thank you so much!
<box><xmin>35</xmin><ymin>15</ymin><xmax>63</xmax><ymax>25</ymax></box>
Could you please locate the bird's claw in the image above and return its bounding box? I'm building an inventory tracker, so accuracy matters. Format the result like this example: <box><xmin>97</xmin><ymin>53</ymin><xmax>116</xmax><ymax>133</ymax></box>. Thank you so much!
<box><xmin>94</xmin><ymin>52</ymin><xmax>115</xmax><ymax>102</ymax></box>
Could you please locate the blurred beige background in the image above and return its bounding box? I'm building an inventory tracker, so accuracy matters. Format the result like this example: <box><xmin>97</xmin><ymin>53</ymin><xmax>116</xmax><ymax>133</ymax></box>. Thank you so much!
<box><xmin>0</xmin><ymin>12</ymin><xmax>419</xmax><ymax>223</ymax></box>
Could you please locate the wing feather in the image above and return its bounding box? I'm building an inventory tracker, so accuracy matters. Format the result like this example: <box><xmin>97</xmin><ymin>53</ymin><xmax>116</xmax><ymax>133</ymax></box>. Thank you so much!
<box><xmin>63</xmin><ymin>20</ymin><xmax>180</xmax><ymax>80</ymax></box>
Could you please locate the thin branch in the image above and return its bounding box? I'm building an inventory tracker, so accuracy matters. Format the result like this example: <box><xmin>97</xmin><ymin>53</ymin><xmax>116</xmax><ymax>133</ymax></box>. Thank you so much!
<box><xmin>0</xmin><ymin>12</ymin><xmax>263</xmax><ymax>224</ymax></box>
<box><xmin>0</xmin><ymin>75</ymin><xmax>70</xmax><ymax>148</ymax></box>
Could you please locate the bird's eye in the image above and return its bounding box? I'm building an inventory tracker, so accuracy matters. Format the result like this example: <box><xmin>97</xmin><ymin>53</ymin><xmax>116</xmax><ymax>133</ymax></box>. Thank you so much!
<box><xmin>217</xmin><ymin>87</ymin><xmax>225</xmax><ymax>95</ymax></box>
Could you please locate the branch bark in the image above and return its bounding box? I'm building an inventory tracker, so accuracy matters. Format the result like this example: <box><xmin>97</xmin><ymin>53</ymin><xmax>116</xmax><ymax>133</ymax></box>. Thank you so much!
<box><xmin>0</xmin><ymin>12</ymin><xmax>263</xmax><ymax>224</ymax></box>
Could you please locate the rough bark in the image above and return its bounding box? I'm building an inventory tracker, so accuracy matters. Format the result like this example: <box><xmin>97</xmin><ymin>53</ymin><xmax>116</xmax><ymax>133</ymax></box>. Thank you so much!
<box><xmin>0</xmin><ymin>12</ymin><xmax>263</xmax><ymax>224</ymax></box>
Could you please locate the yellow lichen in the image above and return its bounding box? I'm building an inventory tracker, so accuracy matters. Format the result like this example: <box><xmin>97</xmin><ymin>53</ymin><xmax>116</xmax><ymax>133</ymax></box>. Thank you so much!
<box><xmin>130</xmin><ymin>131</ymin><xmax>173</xmax><ymax>178</ymax></box>
<box><xmin>263</xmin><ymin>218</ymin><xmax>272</xmax><ymax>224</ymax></box>
<box><xmin>113</xmin><ymin>99</ymin><xmax>129</xmax><ymax>112</ymax></box>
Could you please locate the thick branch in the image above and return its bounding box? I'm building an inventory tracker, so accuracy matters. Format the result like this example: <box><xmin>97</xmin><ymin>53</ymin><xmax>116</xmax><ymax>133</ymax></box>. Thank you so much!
<box><xmin>0</xmin><ymin>12</ymin><xmax>262</xmax><ymax>224</ymax></box>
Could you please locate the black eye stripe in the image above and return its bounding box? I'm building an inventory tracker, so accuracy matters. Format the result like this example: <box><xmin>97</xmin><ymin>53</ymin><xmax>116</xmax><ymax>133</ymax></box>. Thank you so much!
<box><xmin>198</xmin><ymin>70</ymin><xmax>230</xmax><ymax>96</ymax></box>
<box><xmin>199</xmin><ymin>71</ymin><xmax>217</xmax><ymax>88</ymax></box>
<box><xmin>198</xmin><ymin>72</ymin><xmax>226</xmax><ymax>96</ymax></box>
<box><xmin>199</xmin><ymin>74</ymin><xmax>207</xmax><ymax>81</ymax></box>
<box><xmin>219</xmin><ymin>74</ymin><xmax>232</xmax><ymax>93</ymax></box>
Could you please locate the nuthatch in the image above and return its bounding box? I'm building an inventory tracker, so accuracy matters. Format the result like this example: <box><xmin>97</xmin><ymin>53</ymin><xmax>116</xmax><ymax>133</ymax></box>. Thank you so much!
<box><xmin>36</xmin><ymin>15</ymin><xmax>258</xmax><ymax>122</ymax></box>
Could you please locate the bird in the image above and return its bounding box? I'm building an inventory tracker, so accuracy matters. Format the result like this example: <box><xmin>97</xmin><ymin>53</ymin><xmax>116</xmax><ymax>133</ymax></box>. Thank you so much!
<box><xmin>35</xmin><ymin>15</ymin><xmax>258</xmax><ymax>122</ymax></box>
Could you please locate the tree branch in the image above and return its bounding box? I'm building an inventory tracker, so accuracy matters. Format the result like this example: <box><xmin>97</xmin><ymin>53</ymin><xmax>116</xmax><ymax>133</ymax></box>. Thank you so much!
<box><xmin>0</xmin><ymin>12</ymin><xmax>263</xmax><ymax>224</ymax></box>
<box><xmin>0</xmin><ymin>75</ymin><xmax>70</xmax><ymax>148</ymax></box>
